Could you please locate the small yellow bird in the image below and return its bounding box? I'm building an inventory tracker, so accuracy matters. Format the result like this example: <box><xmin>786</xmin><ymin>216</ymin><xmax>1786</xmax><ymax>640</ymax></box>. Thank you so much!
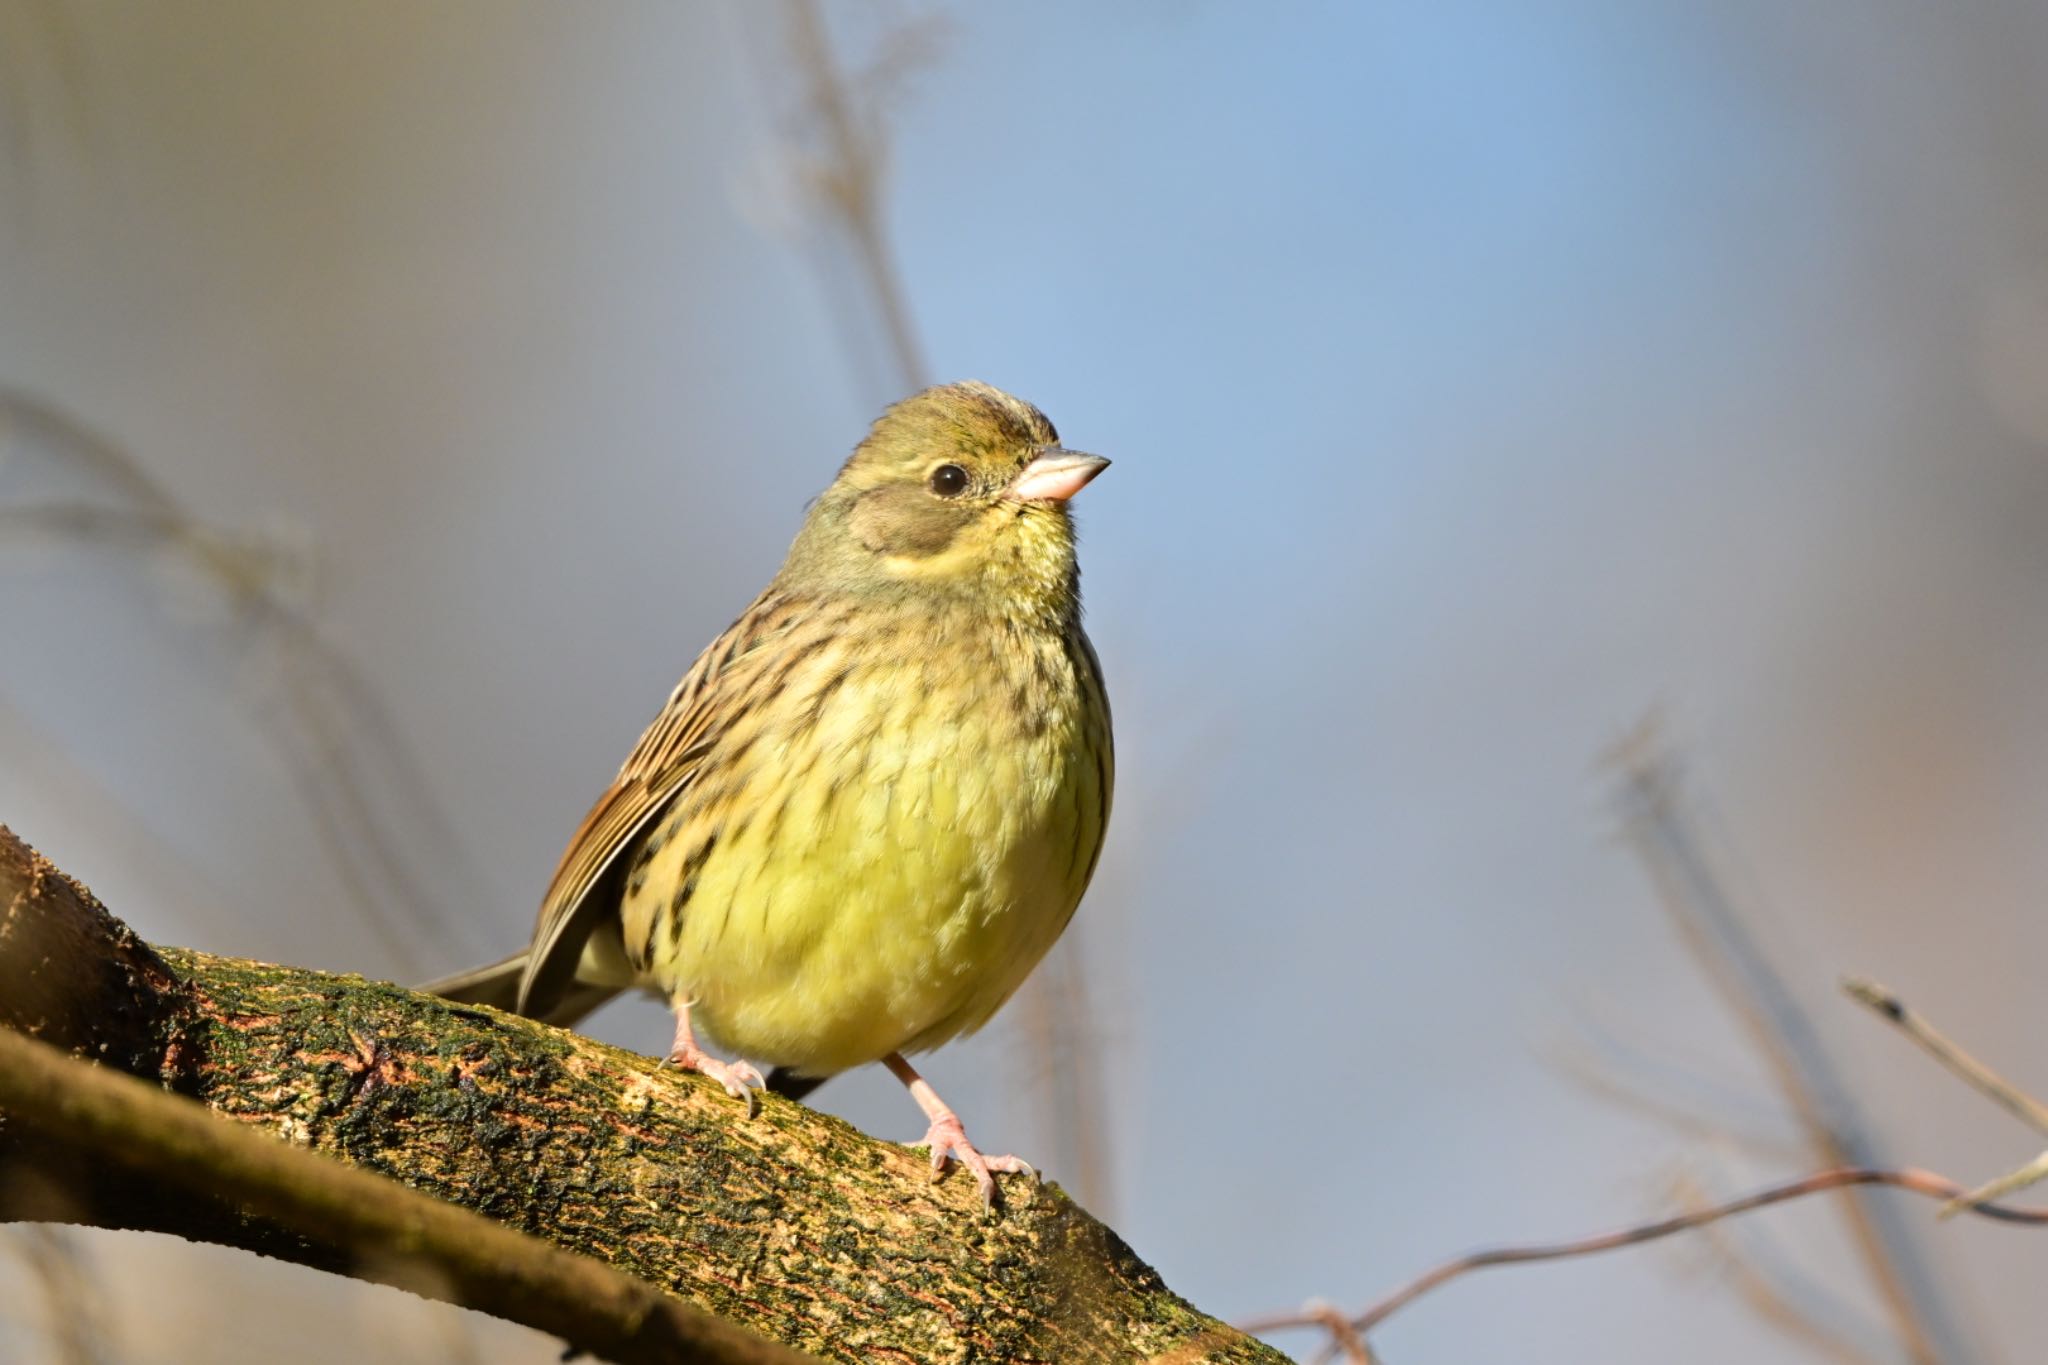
<box><xmin>429</xmin><ymin>382</ymin><xmax>1112</xmax><ymax>1203</ymax></box>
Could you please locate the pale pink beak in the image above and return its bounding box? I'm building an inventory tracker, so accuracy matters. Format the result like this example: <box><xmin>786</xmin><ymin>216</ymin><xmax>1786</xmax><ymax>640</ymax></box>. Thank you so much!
<box><xmin>1005</xmin><ymin>448</ymin><xmax>1110</xmax><ymax>503</ymax></box>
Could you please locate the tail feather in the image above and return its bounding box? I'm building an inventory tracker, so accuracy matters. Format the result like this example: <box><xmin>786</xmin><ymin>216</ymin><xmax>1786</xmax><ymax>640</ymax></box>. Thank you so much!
<box><xmin>419</xmin><ymin>952</ymin><xmax>526</xmax><ymax>1011</ymax></box>
<box><xmin>766</xmin><ymin>1067</ymin><xmax>830</xmax><ymax>1102</ymax></box>
<box><xmin>419</xmin><ymin>951</ymin><xmax>621</xmax><ymax>1029</ymax></box>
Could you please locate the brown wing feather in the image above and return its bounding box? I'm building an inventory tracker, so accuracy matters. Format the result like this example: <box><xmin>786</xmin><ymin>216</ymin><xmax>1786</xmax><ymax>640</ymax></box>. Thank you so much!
<box><xmin>516</xmin><ymin>589</ymin><xmax>794</xmax><ymax>1016</ymax></box>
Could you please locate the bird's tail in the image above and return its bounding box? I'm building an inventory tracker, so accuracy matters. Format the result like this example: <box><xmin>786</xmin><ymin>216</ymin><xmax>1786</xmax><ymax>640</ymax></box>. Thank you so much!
<box><xmin>419</xmin><ymin>951</ymin><xmax>525</xmax><ymax>1011</ymax></box>
<box><xmin>765</xmin><ymin>1068</ymin><xmax>828</xmax><ymax>1102</ymax></box>
<box><xmin>418</xmin><ymin>951</ymin><xmax>622</xmax><ymax>1029</ymax></box>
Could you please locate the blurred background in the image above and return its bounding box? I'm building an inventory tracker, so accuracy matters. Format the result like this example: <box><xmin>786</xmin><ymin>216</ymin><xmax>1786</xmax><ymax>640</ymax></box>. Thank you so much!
<box><xmin>3</xmin><ymin>2</ymin><xmax>2046</xmax><ymax>1361</ymax></box>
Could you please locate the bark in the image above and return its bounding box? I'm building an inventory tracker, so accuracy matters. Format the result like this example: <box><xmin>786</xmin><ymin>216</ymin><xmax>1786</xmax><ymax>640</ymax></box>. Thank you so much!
<box><xmin>0</xmin><ymin>1027</ymin><xmax>810</xmax><ymax>1365</ymax></box>
<box><xmin>0</xmin><ymin>827</ymin><xmax>1283</xmax><ymax>1364</ymax></box>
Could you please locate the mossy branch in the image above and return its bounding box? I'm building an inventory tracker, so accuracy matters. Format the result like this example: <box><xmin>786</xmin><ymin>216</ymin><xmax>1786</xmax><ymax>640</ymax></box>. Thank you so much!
<box><xmin>0</xmin><ymin>827</ymin><xmax>1280</xmax><ymax>1364</ymax></box>
<box><xmin>0</xmin><ymin>1028</ymin><xmax>810</xmax><ymax>1365</ymax></box>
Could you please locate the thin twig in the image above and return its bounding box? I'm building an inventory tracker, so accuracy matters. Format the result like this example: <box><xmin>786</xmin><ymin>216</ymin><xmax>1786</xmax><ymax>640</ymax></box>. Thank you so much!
<box><xmin>1841</xmin><ymin>975</ymin><xmax>2048</xmax><ymax>1218</ymax></box>
<box><xmin>782</xmin><ymin>0</ymin><xmax>931</xmax><ymax>395</ymax></box>
<box><xmin>1</xmin><ymin>391</ymin><xmax>493</xmax><ymax>971</ymax></box>
<box><xmin>1942</xmin><ymin>1150</ymin><xmax>2048</xmax><ymax>1218</ymax></box>
<box><xmin>1679</xmin><ymin>1175</ymin><xmax>1892</xmax><ymax>1365</ymax></box>
<box><xmin>0</xmin><ymin>502</ymin><xmax>424</xmax><ymax>967</ymax></box>
<box><xmin>1291</xmin><ymin>1301</ymin><xmax>1374</xmax><ymax>1365</ymax></box>
<box><xmin>1607</xmin><ymin>730</ymin><xmax>1969</xmax><ymax>1363</ymax></box>
<box><xmin>1238</xmin><ymin>1166</ymin><xmax>2048</xmax><ymax>1355</ymax></box>
<box><xmin>0</xmin><ymin>1028</ymin><xmax>814</xmax><ymax>1365</ymax></box>
<box><xmin>1842</xmin><ymin>977</ymin><xmax>2048</xmax><ymax>1136</ymax></box>
<box><xmin>1554</xmin><ymin>1012</ymin><xmax>1807</xmax><ymax>1160</ymax></box>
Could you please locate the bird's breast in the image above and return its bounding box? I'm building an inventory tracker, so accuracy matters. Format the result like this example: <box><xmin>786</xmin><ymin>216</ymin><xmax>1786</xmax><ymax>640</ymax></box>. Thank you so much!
<box><xmin>619</xmin><ymin>610</ymin><xmax>1111</xmax><ymax>1072</ymax></box>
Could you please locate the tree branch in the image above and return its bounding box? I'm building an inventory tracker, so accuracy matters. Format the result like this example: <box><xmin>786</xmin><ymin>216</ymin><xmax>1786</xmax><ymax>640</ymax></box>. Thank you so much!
<box><xmin>1843</xmin><ymin>975</ymin><xmax>2048</xmax><ymax>1215</ymax></box>
<box><xmin>1841</xmin><ymin>976</ymin><xmax>2048</xmax><ymax>1137</ymax></box>
<box><xmin>0</xmin><ymin>826</ymin><xmax>1277</xmax><ymax>1363</ymax></box>
<box><xmin>0</xmin><ymin>1027</ymin><xmax>810</xmax><ymax>1365</ymax></box>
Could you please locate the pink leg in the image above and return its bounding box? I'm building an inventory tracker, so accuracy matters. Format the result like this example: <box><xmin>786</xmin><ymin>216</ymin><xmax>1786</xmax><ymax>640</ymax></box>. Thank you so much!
<box><xmin>663</xmin><ymin>1001</ymin><xmax>764</xmax><ymax>1118</ymax></box>
<box><xmin>885</xmin><ymin>1052</ymin><xmax>1037</xmax><ymax>1206</ymax></box>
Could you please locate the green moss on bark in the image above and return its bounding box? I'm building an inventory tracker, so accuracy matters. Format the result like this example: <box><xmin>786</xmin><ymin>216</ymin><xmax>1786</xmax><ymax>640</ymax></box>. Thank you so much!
<box><xmin>148</xmin><ymin>950</ymin><xmax>1282</xmax><ymax>1364</ymax></box>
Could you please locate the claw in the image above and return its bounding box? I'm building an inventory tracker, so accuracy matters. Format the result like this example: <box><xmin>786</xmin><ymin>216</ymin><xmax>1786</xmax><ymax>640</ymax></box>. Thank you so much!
<box><xmin>882</xmin><ymin>1051</ymin><xmax>1037</xmax><ymax>1208</ymax></box>
<box><xmin>663</xmin><ymin>1046</ymin><xmax>764</xmax><ymax>1117</ymax></box>
<box><xmin>662</xmin><ymin>1001</ymin><xmax>764</xmax><ymax>1116</ymax></box>
<box><xmin>915</xmin><ymin>1112</ymin><xmax>1036</xmax><ymax>1207</ymax></box>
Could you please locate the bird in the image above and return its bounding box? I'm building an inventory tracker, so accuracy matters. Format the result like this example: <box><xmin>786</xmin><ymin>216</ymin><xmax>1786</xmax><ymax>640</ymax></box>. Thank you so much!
<box><xmin>426</xmin><ymin>381</ymin><xmax>1112</xmax><ymax>1205</ymax></box>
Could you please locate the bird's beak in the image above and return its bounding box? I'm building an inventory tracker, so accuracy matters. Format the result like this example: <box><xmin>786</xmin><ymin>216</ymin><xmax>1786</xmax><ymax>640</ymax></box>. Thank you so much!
<box><xmin>1005</xmin><ymin>448</ymin><xmax>1110</xmax><ymax>503</ymax></box>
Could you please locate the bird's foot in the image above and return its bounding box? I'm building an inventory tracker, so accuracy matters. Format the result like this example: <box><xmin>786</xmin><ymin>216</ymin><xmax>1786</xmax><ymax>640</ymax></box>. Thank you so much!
<box><xmin>914</xmin><ymin>1112</ymin><xmax>1038</xmax><ymax>1207</ymax></box>
<box><xmin>662</xmin><ymin>1044</ymin><xmax>764</xmax><ymax>1118</ymax></box>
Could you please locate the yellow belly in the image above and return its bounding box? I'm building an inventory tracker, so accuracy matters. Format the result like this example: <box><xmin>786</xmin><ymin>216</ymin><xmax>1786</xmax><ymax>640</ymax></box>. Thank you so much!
<box><xmin>618</xmin><ymin>638</ymin><xmax>1109</xmax><ymax>1073</ymax></box>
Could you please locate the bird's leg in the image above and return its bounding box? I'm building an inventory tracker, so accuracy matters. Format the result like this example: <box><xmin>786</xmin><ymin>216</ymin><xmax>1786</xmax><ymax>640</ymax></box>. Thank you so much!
<box><xmin>884</xmin><ymin>1052</ymin><xmax>1037</xmax><ymax>1206</ymax></box>
<box><xmin>662</xmin><ymin>999</ymin><xmax>764</xmax><ymax>1118</ymax></box>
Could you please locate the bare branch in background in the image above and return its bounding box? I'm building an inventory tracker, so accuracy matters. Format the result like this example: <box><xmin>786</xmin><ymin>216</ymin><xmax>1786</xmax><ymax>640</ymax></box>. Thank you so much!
<box><xmin>1250</xmin><ymin>955</ymin><xmax>2048</xmax><ymax>1360</ymax></box>
<box><xmin>1554</xmin><ymin>1010</ymin><xmax>1809</xmax><ymax>1160</ymax></box>
<box><xmin>1845</xmin><ymin>976</ymin><xmax>2048</xmax><ymax>1215</ymax></box>
<box><xmin>1240</xmin><ymin>1167</ymin><xmax>2048</xmax><ymax>1361</ymax></box>
<box><xmin>1274</xmin><ymin>1302</ymin><xmax>1374</xmax><ymax>1365</ymax></box>
<box><xmin>1679</xmin><ymin>1173</ymin><xmax>1894</xmax><ymax>1365</ymax></box>
<box><xmin>1843</xmin><ymin>976</ymin><xmax>2048</xmax><ymax>1137</ymax></box>
<box><xmin>1605</xmin><ymin>721</ymin><xmax>1977</xmax><ymax>1364</ymax></box>
<box><xmin>1011</xmin><ymin>935</ymin><xmax>1118</xmax><ymax>1217</ymax></box>
<box><xmin>0</xmin><ymin>390</ymin><xmax>488</xmax><ymax>972</ymax></box>
<box><xmin>2</xmin><ymin>1225</ymin><xmax>111</xmax><ymax>1365</ymax></box>
<box><xmin>0</xmin><ymin>0</ymin><xmax>91</xmax><ymax>197</ymax></box>
<box><xmin>1945</xmin><ymin>1153</ymin><xmax>2048</xmax><ymax>1220</ymax></box>
<box><xmin>754</xmin><ymin>3</ymin><xmax>1118</xmax><ymax>1213</ymax></box>
<box><xmin>780</xmin><ymin>0</ymin><xmax>939</xmax><ymax>396</ymax></box>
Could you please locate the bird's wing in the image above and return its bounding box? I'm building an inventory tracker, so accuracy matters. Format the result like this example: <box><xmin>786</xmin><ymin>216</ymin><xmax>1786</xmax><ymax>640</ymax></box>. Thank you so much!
<box><xmin>517</xmin><ymin>589</ymin><xmax>796</xmax><ymax>1016</ymax></box>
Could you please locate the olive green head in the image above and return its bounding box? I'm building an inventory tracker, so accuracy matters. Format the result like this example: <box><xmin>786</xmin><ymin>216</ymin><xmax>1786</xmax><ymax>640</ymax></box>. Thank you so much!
<box><xmin>779</xmin><ymin>382</ymin><xmax>1108</xmax><ymax>615</ymax></box>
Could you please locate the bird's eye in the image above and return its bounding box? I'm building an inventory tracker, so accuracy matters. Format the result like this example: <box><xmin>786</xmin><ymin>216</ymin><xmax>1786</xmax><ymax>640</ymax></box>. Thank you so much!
<box><xmin>927</xmin><ymin>463</ymin><xmax>970</xmax><ymax>498</ymax></box>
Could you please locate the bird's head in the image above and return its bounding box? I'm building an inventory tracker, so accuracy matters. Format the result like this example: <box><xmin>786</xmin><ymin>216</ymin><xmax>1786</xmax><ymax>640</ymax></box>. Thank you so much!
<box><xmin>781</xmin><ymin>382</ymin><xmax>1108</xmax><ymax>617</ymax></box>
